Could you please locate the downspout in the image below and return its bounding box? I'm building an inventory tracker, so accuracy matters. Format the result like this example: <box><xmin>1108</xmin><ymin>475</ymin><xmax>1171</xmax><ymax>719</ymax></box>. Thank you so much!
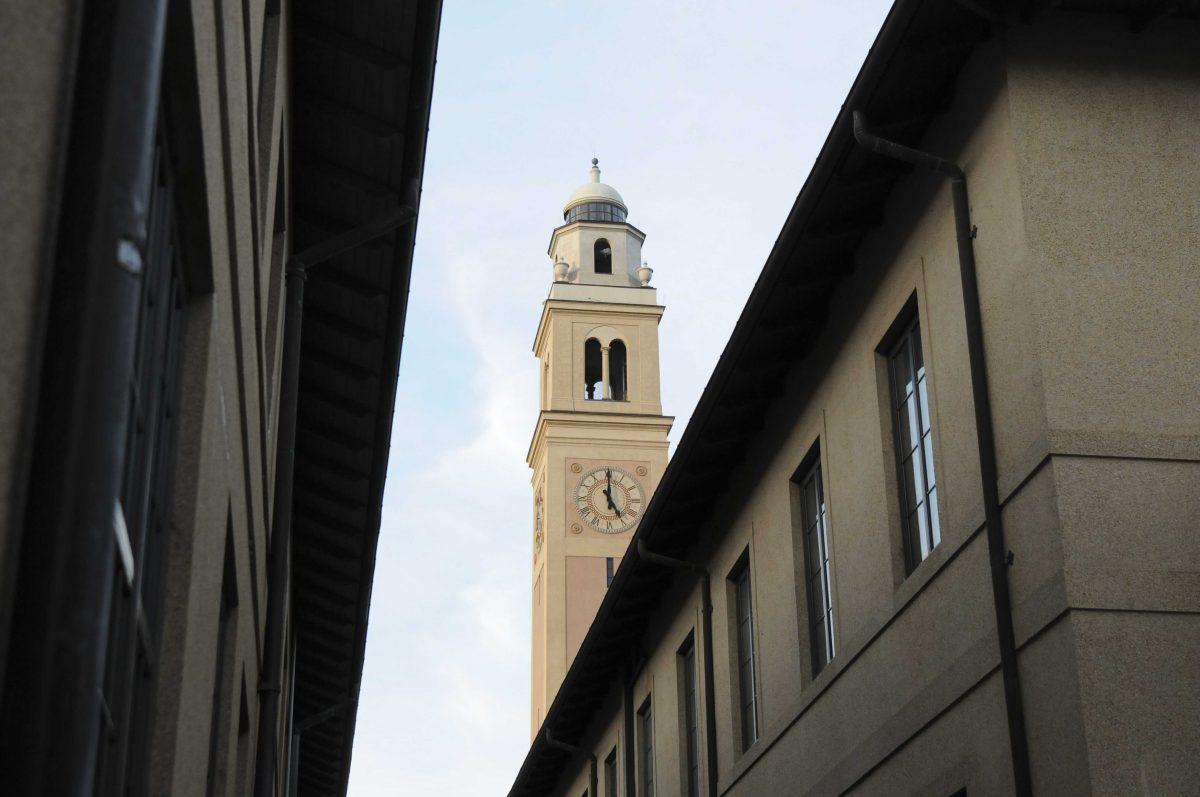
<box><xmin>851</xmin><ymin>111</ymin><xmax>1032</xmax><ymax>796</ymax></box>
<box><xmin>0</xmin><ymin>0</ymin><xmax>168</xmax><ymax>789</ymax></box>
<box><xmin>545</xmin><ymin>729</ymin><xmax>598</xmax><ymax>797</ymax></box>
<box><xmin>637</xmin><ymin>540</ymin><xmax>719</xmax><ymax>797</ymax></box>
<box><xmin>253</xmin><ymin>205</ymin><xmax>417</xmax><ymax>797</ymax></box>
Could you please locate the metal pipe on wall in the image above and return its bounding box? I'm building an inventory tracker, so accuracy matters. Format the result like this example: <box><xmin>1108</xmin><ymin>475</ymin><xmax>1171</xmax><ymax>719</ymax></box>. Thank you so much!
<box><xmin>851</xmin><ymin>110</ymin><xmax>1033</xmax><ymax>796</ymax></box>
<box><xmin>0</xmin><ymin>0</ymin><xmax>169</xmax><ymax>790</ymax></box>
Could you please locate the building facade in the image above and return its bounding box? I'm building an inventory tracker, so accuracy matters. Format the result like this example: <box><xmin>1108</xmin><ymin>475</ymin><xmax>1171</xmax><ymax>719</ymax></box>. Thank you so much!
<box><xmin>0</xmin><ymin>0</ymin><xmax>441</xmax><ymax>794</ymax></box>
<box><xmin>511</xmin><ymin>2</ymin><xmax>1200</xmax><ymax>796</ymax></box>
<box><xmin>530</xmin><ymin>162</ymin><xmax>673</xmax><ymax>736</ymax></box>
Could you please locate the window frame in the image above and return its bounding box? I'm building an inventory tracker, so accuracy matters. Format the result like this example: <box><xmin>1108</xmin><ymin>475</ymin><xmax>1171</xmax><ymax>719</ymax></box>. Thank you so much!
<box><xmin>794</xmin><ymin>446</ymin><xmax>835</xmax><ymax>677</ymax></box>
<box><xmin>883</xmin><ymin>309</ymin><xmax>941</xmax><ymax>574</ymax></box>
<box><xmin>604</xmin><ymin>747</ymin><xmax>618</xmax><ymax>797</ymax></box>
<box><xmin>729</xmin><ymin>552</ymin><xmax>759</xmax><ymax>752</ymax></box>
<box><xmin>678</xmin><ymin>633</ymin><xmax>701</xmax><ymax>797</ymax></box>
<box><xmin>637</xmin><ymin>696</ymin><xmax>655</xmax><ymax>797</ymax></box>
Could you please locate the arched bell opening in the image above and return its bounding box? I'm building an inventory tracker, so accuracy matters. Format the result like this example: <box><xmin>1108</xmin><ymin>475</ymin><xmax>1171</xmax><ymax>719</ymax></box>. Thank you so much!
<box><xmin>609</xmin><ymin>340</ymin><xmax>627</xmax><ymax>401</ymax></box>
<box><xmin>593</xmin><ymin>238</ymin><xmax>612</xmax><ymax>275</ymax></box>
<box><xmin>584</xmin><ymin>338</ymin><xmax>602</xmax><ymax>400</ymax></box>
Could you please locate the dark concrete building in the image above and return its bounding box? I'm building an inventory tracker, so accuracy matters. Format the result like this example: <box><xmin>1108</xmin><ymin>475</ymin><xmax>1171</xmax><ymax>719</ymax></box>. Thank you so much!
<box><xmin>510</xmin><ymin>2</ymin><xmax>1200</xmax><ymax>795</ymax></box>
<box><xmin>0</xmin><ymin>0</ymin><xmax>441</xmax><ymax>793</ymax></box>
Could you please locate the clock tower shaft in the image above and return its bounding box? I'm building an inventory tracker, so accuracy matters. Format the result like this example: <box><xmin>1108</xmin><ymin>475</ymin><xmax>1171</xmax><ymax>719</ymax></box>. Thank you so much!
<box><xmin>528</xmin><ymin>161</ymin><xmax>672</xmax><ymax>737</ymax></box>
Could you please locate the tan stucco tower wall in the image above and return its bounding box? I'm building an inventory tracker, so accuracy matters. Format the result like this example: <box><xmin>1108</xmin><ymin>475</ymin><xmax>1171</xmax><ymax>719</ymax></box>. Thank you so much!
<box><xmin>529</xmin><ymin>162</ymin><xmax>672</xmax><ymax>737</ymax></box>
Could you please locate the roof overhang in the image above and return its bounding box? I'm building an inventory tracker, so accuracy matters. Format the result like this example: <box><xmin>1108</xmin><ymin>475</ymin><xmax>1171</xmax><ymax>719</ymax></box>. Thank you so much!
<box><xmin>288</xmin><ymin>0</ymin><xmax>442</xmax><ymax>793</ymax></box>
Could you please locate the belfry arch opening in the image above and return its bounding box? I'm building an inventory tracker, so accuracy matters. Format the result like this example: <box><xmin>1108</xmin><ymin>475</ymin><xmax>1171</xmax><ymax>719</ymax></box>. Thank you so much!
<box><xmin>609</xmin><ymin>340</ymin><xmax>627</xmax><ymax>401</ymax></box>
<box><xmin>594</xmin><ymin>239</ymin><xmax>612</xmax><ymax>275</ymax></box>
<box><xmin>584</xmin><ymin>338</ymin><xmax>602</xmax><ymax>400</ymax></box>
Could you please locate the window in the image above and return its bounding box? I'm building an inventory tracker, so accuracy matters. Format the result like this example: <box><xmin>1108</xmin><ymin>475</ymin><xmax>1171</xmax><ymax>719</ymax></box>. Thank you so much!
<box><xmin>584</xmin><ymin>338</ymin><xmax>602</xmax><ymax>399</ymax></box>
<box><xmin>606</xmin><ymin>557</ymin><xmax>615</xmax><ymax>587</ymax></box>
<box><xmin>796</xmin><ymin>451</ymin><xmax>835</xmax><ymax>675</ymax></box>
<box><xmin>888</xmin><ymin>314</ymin><xmax>941</xmax><ymax>572</ymax></box>
<box><xmin>594</xmin><ymin>238</ymin><xmax>613</xmax><ymax>274</ymax></box>
<box><xmin>94</xmin><ymin>133</ymin><xmax>188</xmax><ymax>794</ymax></box>
<box><xmin>206</xmin><ymin>529</ymin><xmax>239</xmax><ymax>796</ymax></box>
<box><xmin>604</xmin><ymin>747</ymin><xmax>618</xmax><ymax>797</ymax></box>
<box><xmin>564</xmin><ymin>201</ymin><xmax>627</xmax><ymax>224</ymax></box>
<box><xmin>731</xmin><ymin>557</ymin><xmax>758</xmax><ymax>751</ymax></box>
<box><xmin>609</xmin><ymin>340</ymin><xmax>627</xmax><ymax>401</ymax></box>
<box><xmin>679</xmin><ymin>635</ymin><xmax>701</xmax><ymax>797</ymax></box>
<box><xmin>638</xmin><ymin>697</ymin><xmax>655</xmax><ymax>797</ymax></box>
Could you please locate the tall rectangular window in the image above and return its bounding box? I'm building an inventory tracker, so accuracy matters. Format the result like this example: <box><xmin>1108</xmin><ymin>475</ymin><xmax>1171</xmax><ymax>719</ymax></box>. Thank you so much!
<box><xmin>732</xmin><ymin>558</ymin><xmax>759</xmax><ymax>751</ymax></box>
<box><xmin>798</xmin><ymin>455</ymin><xmax>836</xmax><ymax>675</ymax></box>
<box><xmin>604</xmin><ymin>747</ymin><xmax>618</xmax><ymax>797</ymax></box>
<box><xmin>95</xmin><ymin>132</ymin><xmax>189</xmax><ymax>795</ymax></box>
<box><xmin>638</xmin><ymin>697</ymin><xmax>655</xmax><ymax>797</ymax></box>
<box><xmin>679</xmin><ymin>635</ymin><xmax>701</xmax><ymax>797</ymax></box>
<box><xmin>606</xmin><ymin>556</ymin><xmax>615</xmax><ymax>587</ymax></box>
<box><xmin>206</xmin><ymin>530</ymin><xmax>239</xmax><ymax>796</ymax></box>
<box><xmin>888</xmin><ymin>314</ymin><xmax>941</xmax><ymax>572</ymax></box>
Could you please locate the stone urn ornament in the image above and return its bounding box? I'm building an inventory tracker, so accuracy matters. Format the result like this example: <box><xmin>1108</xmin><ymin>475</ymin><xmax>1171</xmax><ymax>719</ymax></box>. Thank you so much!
<box><xmin>637</xmin><ymin>261</ymin><xmax>653</xmax><ymax>286</ymax></box>
<box><xmin>553</xmin><ymin>255</ymin><xmax>569</xmax><ymax>282</ymax></box>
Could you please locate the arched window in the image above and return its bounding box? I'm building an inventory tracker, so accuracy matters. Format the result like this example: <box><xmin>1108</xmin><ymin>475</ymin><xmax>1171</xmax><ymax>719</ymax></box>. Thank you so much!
<box><xmin>584</xmin><ymin>338</ymin><xmax>602</xmax><ymax>400</ymax></box>
<box><xmin>609</xmin><ymin>340</ymin><xmax>627</xmax><ymax>401</ymax></box>
<box><xmin>594</xmin><ymin>239</ymin><xmax>612</xmax><ymax>275</ymax></box>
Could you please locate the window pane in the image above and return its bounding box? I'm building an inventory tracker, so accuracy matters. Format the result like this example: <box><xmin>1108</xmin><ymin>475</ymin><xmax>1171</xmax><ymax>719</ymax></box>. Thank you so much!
<box><xmin>899</xmin><ymin>455</ymin><xmax>919</xmax><ymax>514</ymax></box>
<box><xmin>927</xmin><ymin>486</ymin><xmax>942</xmax><ymax>547</ymax></box>
<box><xmin>899</xmin><ymin>397</ymin><xmax>920</xmax><ymax>456</ymax></box>
<box><xmin>812</xmin><ymin>621</ymin><xmax>828</xmax><ymax>669</ymax></box>
<box><xmin>891</xmin><ymin>338</ymin><xmax>914</xmax><ymax>402</ymax></box>
<box><xmin>805</xmin><ymin>523</ymin><xmax>823</xmax><ymax>579</ymax></box>
<box><xmin>804</xmin><ymin>475</ymin><xmax>819</xmax><ymax>522</ymax></box>
<box><xmin>917</xmin><ymin>375</ymin><xmax>932</xmax><ymax>435</ymax></box>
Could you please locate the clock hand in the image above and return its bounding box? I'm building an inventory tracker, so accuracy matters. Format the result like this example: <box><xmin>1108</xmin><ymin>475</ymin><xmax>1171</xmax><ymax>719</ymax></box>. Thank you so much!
<box><xmin>603</xmin><ymin>486</ymin><xmax>623</xmax><ymax>518</ymax></box>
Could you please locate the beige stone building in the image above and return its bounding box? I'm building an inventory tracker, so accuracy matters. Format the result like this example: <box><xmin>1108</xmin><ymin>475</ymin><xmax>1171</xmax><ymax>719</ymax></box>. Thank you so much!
<box><xmin>512</xmin><ymin>2</ymin><xmax>1200</xmax><ymax>796</ymax></box>
<box><xmin>530</xmin><ymin>161</ymin><xmax>673</xmax><ymax>737</ymax></box>
<box><xmin>0</xmin><ymin>0</ymin><xmax>440</xmax><ymax>794</ymax></box>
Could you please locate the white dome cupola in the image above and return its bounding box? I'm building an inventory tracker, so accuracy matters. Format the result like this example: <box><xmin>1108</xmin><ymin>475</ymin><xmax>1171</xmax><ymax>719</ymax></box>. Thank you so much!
<box><xmin>549</xmin><ymin>159</ymin><xmax>651</xmax><ymax>290</ymax></box>
<box><xmin>563</xmin><ymin>158</ymin><xmax>628</xmax><ymax>223</ymax></box>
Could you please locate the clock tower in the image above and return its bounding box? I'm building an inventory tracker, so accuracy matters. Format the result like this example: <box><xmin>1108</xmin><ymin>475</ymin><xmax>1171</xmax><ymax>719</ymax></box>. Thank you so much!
<box><xmin>528</xmin><ymin>160</ymin><xmax>672</xmax><ymax>736</ymax></box>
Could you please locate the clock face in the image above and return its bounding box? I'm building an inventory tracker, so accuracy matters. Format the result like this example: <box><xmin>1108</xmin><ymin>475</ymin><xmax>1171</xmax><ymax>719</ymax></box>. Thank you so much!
<box><xmin>574</xmin><ymin>466</ymin><xmax>645</xmax><ymax>534</ymax></box>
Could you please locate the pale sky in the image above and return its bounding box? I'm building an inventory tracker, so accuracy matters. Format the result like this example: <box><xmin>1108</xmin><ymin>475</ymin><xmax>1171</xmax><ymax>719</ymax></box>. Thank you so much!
<box><xmin>347</xmin><ymin>2</ymin><xmax>892</xmax><ymax>793</ymax></box>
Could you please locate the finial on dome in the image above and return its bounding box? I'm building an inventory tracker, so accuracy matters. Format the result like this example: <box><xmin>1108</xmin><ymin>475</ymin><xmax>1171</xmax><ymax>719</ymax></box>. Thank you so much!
<box><xmin>589</xmin><ymin>158</ymin><xmax>601</xmax><ymax>183</ymax></box>
<box><xmin>591</xmin><ymin>157</ymin><xmax>599</xmax><ymax>166</ymax></box>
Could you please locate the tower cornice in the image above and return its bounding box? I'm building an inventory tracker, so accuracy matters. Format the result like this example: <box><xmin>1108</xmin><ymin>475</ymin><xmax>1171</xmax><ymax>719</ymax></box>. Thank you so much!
<box><xmin>547</xmin><ymin>219</ymin><xmax>646</xmax><ymax>257</ymax></box>
<box><xmin>532</xmin><ymin>297</ymin><xmax>664</xmax><ymax>356</ymax></box>
<box><xmin>526</xmin><ymin>410</ymin><xmax>675</xmax><ymax>468</ymax></box>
